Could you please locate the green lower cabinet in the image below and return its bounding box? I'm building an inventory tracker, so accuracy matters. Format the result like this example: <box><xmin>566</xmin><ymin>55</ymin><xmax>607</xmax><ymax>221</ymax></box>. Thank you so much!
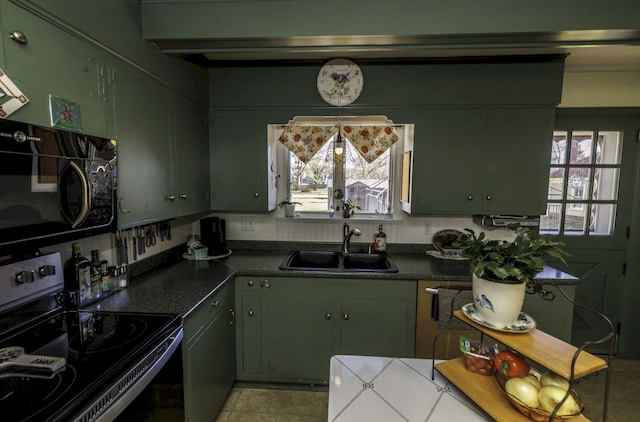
<box><xmin>235</xmin><ymin>276</ymin><xmax>416</xmax><ymax>384</ymax></box>
<box><xmin>263</xmin><ymin>296</ymin><xmax>334</xmax><ymax>382</ymax></box>
<box><xmin>339</xmin><ymin>297</ymin><xmax>414</xmax><ymax>358</ymax></box>
<box><xmin>522</xmin><ymin>285</ymin><xmax>575</xmax><ymax>343</ymax></box>
<box><xmin>183</xmin><ymin>282</ymin><xmax>235</xmax><ymax>422</ymax></box>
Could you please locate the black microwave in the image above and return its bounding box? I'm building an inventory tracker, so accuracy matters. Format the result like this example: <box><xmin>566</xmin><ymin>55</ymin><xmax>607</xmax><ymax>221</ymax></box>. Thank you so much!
<box><xmin>0</xmin><ymin>120</ymin><xmax>117</xmax><ymax>256</ymax></box>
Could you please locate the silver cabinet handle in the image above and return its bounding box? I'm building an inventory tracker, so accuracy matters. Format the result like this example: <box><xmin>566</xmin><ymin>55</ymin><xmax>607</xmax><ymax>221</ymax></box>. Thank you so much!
<box><xmin>179</xmin><ymin>194</ymin><xmax>188</xmax><ymax>199</ymax></box>
<box><xmin>486</xmin><ymin>195</ymin><xmax>492</xmax><ymax>200</ymax></box>
<box><xmin>467</xmin><ymin>195</ymin><xmax>473</xmax><ymax>201</ymax></box>
<box><xmin>229</xmin><ymin>308</ymin><xmax>236</xmax><ymax>325</ymax></box>
<box><xmin>343</xmin><ymin>314</ymin><xmax>349</xmax><ymax>320</ymax></box>
<box><xmin>254</xmin><ymin>192</ymin><xmax>260</xmax><ymax>197</ymax></box>
<box><xmin>9</xmin><ymin>31</ymin><xmax>27</xmax><ymax>45</ymax></box>
<box><xmin>248</xmin><ymin>280</ymin><xmax>254</xmax><ymax>287</ymax></box>
<box><xmin>325</xmin><ymin>313</ymin><xmax>332</xmax><ymax>320</ymax></box>
<box><xmin>261</xmin><ymin>280</ymin><xmax>271</xmax><ymax>289</ymax></box>
<box><xmin>211</xmin><ymin>300</ymin><xmax>220</xmax><ymax>308</ymax></box>
<box><xmin>165</xmin><ymin>195</ymin><xmax>176</xmax><ymax>201</ymax></box>
<box><xmin>248</xmin><ymin>309</ymin><xmax>254</xmax><ymax>317</ymax></box>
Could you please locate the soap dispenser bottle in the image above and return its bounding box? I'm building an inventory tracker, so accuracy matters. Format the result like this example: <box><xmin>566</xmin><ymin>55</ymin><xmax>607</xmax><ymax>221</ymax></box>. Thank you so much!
<box><xmin>373</xmin><ymin>224</ymin><xmax>386</xmax><ymax>253</ymax></box>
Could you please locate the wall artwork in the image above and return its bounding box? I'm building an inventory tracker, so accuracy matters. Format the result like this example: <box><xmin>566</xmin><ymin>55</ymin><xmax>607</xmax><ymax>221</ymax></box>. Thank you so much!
<box><xmin>49</xmin><ymin>95</ymin><xmax>82</xmax><ymax>131</ymax></box>
<box><xmin>0</xmin><ymin>69</ymin><xmax>30</xmax><ymax>119</ymax></box>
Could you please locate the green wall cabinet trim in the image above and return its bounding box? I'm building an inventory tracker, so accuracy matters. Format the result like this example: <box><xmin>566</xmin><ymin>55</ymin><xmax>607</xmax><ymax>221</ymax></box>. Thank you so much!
<box><xmin>403</xmin><ymin>106</ymin><xmax>555</xmax><ymax>215</ymax></box>
<box><xmin>210</xmin><ymin>109</ymin><xmax>277</xmax><ymax>212</ymax></box>
<box><xmin>141</xmin><ymin>0</ymin><xmax>638</xmax><ymax>45</ymax></box>
<box><xmin>183</xmin><ymin>281</ymin><xmax>236</xmax><ymax>422</ymax></box>
<box><xmin>235</xmin><ymin>276</ymin><xmax>417</xmax><ymax>384</ymax></box>
<box><xmin>208</xmin><ymin>61</ymin><xmax>564</xmax><ymax>108</ymax></box>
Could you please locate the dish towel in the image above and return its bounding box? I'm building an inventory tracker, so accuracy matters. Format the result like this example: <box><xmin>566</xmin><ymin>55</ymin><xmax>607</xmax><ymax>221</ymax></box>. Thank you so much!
<box><xmin>435</xmin><ymin>288</ymin><xmax>474</xmax><ymax>330</ymax></box>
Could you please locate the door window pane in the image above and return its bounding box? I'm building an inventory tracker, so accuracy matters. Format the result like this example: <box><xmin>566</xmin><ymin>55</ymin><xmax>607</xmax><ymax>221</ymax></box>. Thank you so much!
<box><xmin>589</xmin><ymin>203</ymin><xmax>617</xmax><ymax>235</ymax></box>
<box><xmin>544</xmin><ymin>130</ymin><xmax>622</xmax><ymax>236</ymax></box>
<box><xmin>592</xmin><ymin>168</ymin><xmax>620</xmax><ymax>201</ymax></box>
<box><xmin>595</xmin><ymin>131</ymin><xmax>622</xmax><ymax>165</ymax></box>
<box><xmin>569</xmin><ymin>131</ymin><xmax>594</xmax><ymax>165</ymax></box>
<box><xmin>548</xmin><ymin>167</ymin><xmax>565</xmax><ymax>199</ymax></box>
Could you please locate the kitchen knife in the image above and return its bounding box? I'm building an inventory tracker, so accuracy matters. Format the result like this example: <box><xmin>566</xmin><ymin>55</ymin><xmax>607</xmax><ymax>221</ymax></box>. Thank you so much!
<box><xmin>132</xmin><ymin>232</ymin><xmax>137</xmax><ymax>261</ymax></box>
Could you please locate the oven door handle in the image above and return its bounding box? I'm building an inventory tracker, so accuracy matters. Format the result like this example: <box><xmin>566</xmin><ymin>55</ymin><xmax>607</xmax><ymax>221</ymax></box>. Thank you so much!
<box><xmin>59</xmin><ymin>160</ymin><xmax>91</xmax><ymax>229</ymax></box>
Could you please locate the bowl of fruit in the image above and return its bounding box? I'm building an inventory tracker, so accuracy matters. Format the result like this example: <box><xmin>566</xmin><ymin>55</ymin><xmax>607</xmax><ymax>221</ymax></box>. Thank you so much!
<box><xmin>494</xmin><ymin>350</ymin><xmax>584</xmax><ymax>421</ymax></box>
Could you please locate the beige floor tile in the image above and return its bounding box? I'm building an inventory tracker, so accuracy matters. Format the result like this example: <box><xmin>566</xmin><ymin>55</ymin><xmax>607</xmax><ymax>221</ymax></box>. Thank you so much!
<box><xmin>277</xmin><ymin>415</ymin><xmax>328</xmax><ymax>422</ymax></box>
<box><xmin>279</xmin><ymin>390</ymin><xmax>329</xmax><ymax>416</ymax></box>
<box><xmin>215</xmin><ymin>410</ymin><xmax>231</xmax><ymax>422</ymax></box>
<box><xmin>227</xmin><ymin>412</ymin><xmax>279</xmax><ymax>422</ymax></box>
<box><xmin>234</xmin><ymin>388</ymin><xmax>285</xmax><ymax>414</ymax></box>
<box><xmin>222</xmin><ymin>388</ymin><xmax>242</xmax><ymax>411</ymax></box>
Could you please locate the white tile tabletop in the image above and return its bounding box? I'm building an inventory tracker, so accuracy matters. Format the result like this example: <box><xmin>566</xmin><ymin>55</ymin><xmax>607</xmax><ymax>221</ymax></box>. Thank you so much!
<box><xmin>328</xmin><ymin>355</ymin><xmax>490</xmax><ymax>422</ymax></box>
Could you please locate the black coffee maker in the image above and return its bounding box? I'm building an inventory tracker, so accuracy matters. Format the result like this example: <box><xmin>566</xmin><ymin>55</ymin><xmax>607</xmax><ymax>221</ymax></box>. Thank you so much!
<box><xmin>200</xmin><ymin>217</ymin><xmax>227</xmax><ymax>256</ymax></box>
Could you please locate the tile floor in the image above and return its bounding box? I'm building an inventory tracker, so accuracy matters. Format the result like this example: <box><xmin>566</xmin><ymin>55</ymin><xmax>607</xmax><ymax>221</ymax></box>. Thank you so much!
<box><xmin>216</xmin><ymin>356</ymin><xmax>640</xmax><ymax>422</ymax></box>
<box><xmin>215</xmin><ymin>385</ymin><xmax>329</xmax><ymax>422</ymax></box>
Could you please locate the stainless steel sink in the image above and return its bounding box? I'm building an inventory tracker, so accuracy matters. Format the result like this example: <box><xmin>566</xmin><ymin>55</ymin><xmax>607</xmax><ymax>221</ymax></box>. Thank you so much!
<box><xmin>279</xmin><ymin>251</ymin><xmax>398</xmax><ymax>273</ymax></box>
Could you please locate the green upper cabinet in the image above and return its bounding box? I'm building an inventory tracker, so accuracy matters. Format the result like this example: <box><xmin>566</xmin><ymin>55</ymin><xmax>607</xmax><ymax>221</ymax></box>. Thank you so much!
<box><xmin>169</xmin><ymin>91</ymin><xmax>210</xmax><ymax>217</ymax></box>
<box><xmin>114</xmin><ymin>64</ymin><xmax>210</xmax><ymax>228</ymax></box>
<box><xmin>0</xmin><ymin>1</ymin><xmax>109</xmax><ymax>134</ymax></box>
<box><xmin>113</xmin><ymin>63</ymin><xmax>173</xmax><ymax>227</ymax></box>
<box><xmin>210</xmin><ymin>109</ymin><xmax>277</xmax><ymax>212</ymax></box>
<box><xmin>405</xmin><ymin>106</ymin><xmax>555</xmax><ymax>215</ymax></box>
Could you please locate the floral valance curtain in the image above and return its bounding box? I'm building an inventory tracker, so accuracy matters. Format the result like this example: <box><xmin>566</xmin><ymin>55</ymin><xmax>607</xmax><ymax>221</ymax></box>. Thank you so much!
<box><xmin>278</xmin><ymin>125</ymin><xmax>338</xmax><ymax>163</ymax></box>
<box><xmin>343</xmin><ymin>125</ymin><xmax>399</xmax><ymax>163</ymax></box>
<box><xmin>279</xmin><ymin>124</ymin><xmax>399</xmax><ymax>164</ymax></box>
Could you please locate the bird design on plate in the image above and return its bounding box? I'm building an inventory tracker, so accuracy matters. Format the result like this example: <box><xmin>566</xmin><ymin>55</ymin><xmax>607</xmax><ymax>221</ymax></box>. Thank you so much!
<box><xmin>475</xmin><ymin>294</ymin><xmax>495</xmax><ymax>313</ymax></box>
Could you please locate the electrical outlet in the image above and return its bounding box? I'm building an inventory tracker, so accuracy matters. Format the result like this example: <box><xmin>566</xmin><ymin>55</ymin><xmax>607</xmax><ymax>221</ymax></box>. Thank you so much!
<box><xmin>241</xmin><ymin>216</ymin><xmax>256</xmax><ymax>232</ymax></box>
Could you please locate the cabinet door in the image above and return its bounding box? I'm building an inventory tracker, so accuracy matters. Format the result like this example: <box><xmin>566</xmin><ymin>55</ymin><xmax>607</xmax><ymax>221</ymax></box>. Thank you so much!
<box><xmin>410</xmin><ymin>108</ymin><xmax>485</xmax><ymax>214</ymax></box>
<box><xmin>237</xmin><ymin>295</ymin><xmax>263</xmax><ymax>377</ymax></box>
<box><xmin>0</xmin><ymin>2</ymin><xmax>109</xmax><ymax>134</ymax></box>
<box><xmin>170</xmin><ymin>92</ymin><xmax>210</xmax><ymax>217</ymax></box>
<box><xmin>262</xmin><ymin>295</ymin><xmax>334</xmax><ymax>382</ymax></box>
<box><xmin>482</xmin><ymin>107</ymin><xmax>555</xmax><ymax>215</ymax></box>
<box><xmin>340</xmin><ymin>297</ymin><xmax>413</xmax><ymax>358</ymax></box>
<box><xmin>210</xmin><ymin>109</ymin><xmax>271</xmax><ymax>211</ymax></box>
<box><xmin>113</xmin><ymin>64</ymin><xmax>173</xmax><ymax>227</ymax></box>
<box><xmin>183</xmin><ymin>297</ymin><xmax>236</xmax><ymax>422</ymax></box>
<box><xmin>523</xmin><ymin>286</ymin><xmax>575</xmax><ymax>343</ymax></box>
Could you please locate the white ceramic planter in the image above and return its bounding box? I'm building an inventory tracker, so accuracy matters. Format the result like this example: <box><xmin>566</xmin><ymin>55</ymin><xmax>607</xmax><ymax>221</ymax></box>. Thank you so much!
<box><xmin>284</xmin><ymin>204</ymin><xmax>296</xmax><ymax>217</ymax></box>
<box><xmin>472</xmin><ymin>274</ymin><xmax>526</xmax><ymax>327</ymax></box>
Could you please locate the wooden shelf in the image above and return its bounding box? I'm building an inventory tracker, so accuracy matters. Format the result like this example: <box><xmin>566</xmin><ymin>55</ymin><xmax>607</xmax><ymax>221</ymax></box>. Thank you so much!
<box><xmin>436</xmin><ymin>358</ymin><xmax>590</xmax><ymax>422</ymax></box>
<box><xmin>454</xmin><ymin>310</ymin><xmax>607</xmax><ymax>379</ymax></box>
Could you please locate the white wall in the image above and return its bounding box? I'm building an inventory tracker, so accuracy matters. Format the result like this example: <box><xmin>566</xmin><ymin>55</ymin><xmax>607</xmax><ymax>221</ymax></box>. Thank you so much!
<box><xmin>560</xmin><ymin>71</ymin><xmax>640</xmax><ymax>107</ymax></box>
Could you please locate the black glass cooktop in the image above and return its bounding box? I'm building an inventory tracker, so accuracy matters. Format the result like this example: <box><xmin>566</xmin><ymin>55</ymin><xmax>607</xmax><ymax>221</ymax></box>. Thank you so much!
<box><xmin>0</xmin><ymin>310</ymin><xmax>180</xmax><ymax>422</ymax></box>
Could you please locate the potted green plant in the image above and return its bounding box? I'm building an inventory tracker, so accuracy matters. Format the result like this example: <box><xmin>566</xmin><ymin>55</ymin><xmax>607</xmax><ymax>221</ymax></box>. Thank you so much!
<box><xmin>342</xmin><ymin>199</ymin><xmax>361</xmax><ymax>218</ymax></box>
<box><xmin>278</xmin><ymin>200</ymin><xmax>302</xmax><ymax>218</ymax></box>
<box><xmin>455</xmin><ymin>223</ymin><xmax>569</xmax><ymax>327</ymax></box>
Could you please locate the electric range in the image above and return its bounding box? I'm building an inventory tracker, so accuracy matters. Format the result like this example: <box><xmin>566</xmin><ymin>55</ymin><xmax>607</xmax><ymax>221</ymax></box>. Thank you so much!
<box><xmin>0</xmin><ymin>253</ymin><xmax>183</xmax><ymax>422</ymax></box>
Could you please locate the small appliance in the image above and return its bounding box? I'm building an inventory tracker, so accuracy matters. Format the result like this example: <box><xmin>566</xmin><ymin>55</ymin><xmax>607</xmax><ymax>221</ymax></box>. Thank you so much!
<box><xmin>200</xmin><ymin>217</ymin><xmax>227</xmax><ymax>256</ymax></box>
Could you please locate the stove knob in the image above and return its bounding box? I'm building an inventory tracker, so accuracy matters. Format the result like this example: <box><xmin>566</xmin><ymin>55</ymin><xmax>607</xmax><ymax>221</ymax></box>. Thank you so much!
<box><xmin>38</xmin><ymin>265</ymin><xmax>56</xmax><ymax>276</ymax></box>
<box><xmin>15</xmin><ymin>271</ymin><xmax>35</xmax><ymax>284</ymax></box>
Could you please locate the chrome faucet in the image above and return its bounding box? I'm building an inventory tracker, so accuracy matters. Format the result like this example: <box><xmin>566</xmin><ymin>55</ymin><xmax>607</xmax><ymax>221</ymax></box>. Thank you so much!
<box><xmin>342</xmin><ymin>226</ymin><xmax>361</xmax><ymax>254</ymax></box>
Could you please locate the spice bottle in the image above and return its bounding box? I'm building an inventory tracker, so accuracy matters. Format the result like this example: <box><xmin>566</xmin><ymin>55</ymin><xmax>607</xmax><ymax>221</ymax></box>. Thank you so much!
<box><xmin>373</xmin><ymin>224</ymin><xmax>387</xmax><ymax>253</ymax></box>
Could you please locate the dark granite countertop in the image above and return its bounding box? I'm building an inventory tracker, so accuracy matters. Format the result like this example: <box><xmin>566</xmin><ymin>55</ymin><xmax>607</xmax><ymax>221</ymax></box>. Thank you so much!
<box><xmin>88</xmin><ymin>244</ymin><xmax>577</xmax><ymax>318</ymax></box>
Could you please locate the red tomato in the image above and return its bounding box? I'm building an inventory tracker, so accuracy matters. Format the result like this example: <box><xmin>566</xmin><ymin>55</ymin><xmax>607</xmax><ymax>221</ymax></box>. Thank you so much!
<box><xmin>494</xmin><ymin>350</ymin><xmax>531</xmax><ymax>378</ymax></box>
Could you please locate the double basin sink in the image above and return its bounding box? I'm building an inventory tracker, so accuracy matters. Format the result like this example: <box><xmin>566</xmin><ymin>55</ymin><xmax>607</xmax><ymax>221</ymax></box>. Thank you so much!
<box><xmin>279</xmin><ymin>250</ymin><xmax>398</xmax><ymax>273</ymax></box>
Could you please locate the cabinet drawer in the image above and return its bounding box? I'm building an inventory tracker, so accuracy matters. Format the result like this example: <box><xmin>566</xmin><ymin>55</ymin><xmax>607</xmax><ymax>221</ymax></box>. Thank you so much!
<box><xmin>184</xmin><ymin>281</ymin><xmax>234</xmax><ymax>343</ymax></box>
